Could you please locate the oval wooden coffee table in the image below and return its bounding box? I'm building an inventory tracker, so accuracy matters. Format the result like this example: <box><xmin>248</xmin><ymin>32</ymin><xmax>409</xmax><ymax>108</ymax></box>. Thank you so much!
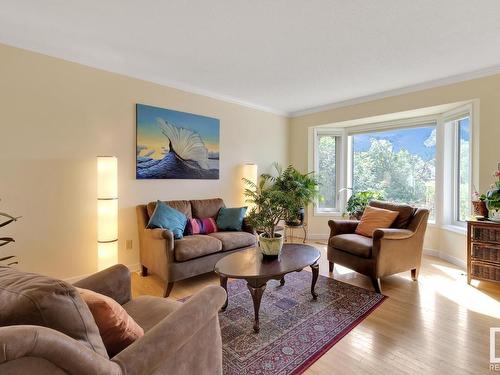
<box><xmin>214</xmin><ymin>243</ymin><xmax>320</xmax><ymax>332</ymax></box>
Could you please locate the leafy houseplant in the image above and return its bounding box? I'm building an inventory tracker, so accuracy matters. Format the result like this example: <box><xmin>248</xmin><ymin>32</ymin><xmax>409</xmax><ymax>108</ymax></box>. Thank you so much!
<box><xmin>243</xmin><ymin>164</ymin><xmax>317</xmax><ymax>257</ymax></box>
<box><xmin>486</xmin><ymin>167</ymin><xmax>500</xmax><ymax>222</ymax></box>
<box><xmin>345</xmin><ymin>190</ymin><xmax>384</xmax><ymax>219</ymax></box>
<box><xmin>1</xmin><ymin>207</ymin><xmax>21</xmax><ymax>266</ymax></box>
<box><xmin>266</xmin><ymin>164</ymin><xmax>318</xmax><ymax>226</ymax></box>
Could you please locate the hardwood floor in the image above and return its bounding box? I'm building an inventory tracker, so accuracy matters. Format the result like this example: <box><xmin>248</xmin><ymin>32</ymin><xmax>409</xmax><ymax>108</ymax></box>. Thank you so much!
<box><xmin>131</xmin><ymin>242</ymin><xmax>500</xmax><ymax>375</ymax></box>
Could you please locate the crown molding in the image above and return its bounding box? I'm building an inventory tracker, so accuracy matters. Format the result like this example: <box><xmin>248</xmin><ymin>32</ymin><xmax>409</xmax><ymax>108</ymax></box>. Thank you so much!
<box><xmin>289</xmin><ymin>64</ymin><xmax>500</xmax><ymax>118</ymax></box>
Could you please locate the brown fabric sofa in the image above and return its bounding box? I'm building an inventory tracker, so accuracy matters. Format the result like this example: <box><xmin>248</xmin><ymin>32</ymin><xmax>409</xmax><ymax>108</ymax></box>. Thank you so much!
<box><xmin>0</xmin><ymin>264</ymin><xmax>226</xmax><ymax>375</ymax></box>
<box><xmin>327</xmin><ymin>200</ymin><xmax>429</xmax><ymax>293</ymax></box>
<box><xmin>136</xmin><ymin>197</ymin><xmax>256</xmax><ymax>297</ymax></box>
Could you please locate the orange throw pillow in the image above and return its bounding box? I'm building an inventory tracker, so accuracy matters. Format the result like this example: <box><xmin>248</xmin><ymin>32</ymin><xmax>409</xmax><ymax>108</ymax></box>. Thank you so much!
<box><xmin>355</xmin><ymin>205</ymin><xmax>399</xmax><ymax>237</ymax></box>
<box><xmin>76</xmin><ymin>287</ymin><xmax>144</xmax><ymax>357</ymax></box>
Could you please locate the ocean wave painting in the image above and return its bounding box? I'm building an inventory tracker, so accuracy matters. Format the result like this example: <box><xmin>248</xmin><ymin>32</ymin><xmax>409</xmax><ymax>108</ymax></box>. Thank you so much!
<box><xmin>136</xmin><ymin>104</ymin><xmax>220</xmax><ymax>179</ymax></box>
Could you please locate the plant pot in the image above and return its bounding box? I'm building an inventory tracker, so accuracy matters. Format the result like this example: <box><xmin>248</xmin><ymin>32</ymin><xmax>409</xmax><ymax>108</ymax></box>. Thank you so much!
<box><xmin>285</xmin><ymin>207</ymin><xmax>305</xmax><ymax>227</ymax></box>
<box><xmin>472</xmin><ymin>200</ymin><xmax>488</xmax><ymax>218</ymax></box>
<box><xmin>258</xmin><ymin>233</ymin><xmax>284</xmax><ymax>258</ymax></box>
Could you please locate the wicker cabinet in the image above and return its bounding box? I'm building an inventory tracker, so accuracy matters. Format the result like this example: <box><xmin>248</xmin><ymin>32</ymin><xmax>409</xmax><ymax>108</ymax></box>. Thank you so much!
<box><xmin>467</xmin><ymin>220</ymin><xmax>500</xmax><ymax>284</ymax></box>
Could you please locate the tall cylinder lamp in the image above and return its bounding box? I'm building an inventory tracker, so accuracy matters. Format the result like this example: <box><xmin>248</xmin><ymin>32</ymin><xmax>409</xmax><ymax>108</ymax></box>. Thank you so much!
<box><xmin>97</xmin><ymin>156</ymin><xmax>118</xmax><ymax>271</ymax></box>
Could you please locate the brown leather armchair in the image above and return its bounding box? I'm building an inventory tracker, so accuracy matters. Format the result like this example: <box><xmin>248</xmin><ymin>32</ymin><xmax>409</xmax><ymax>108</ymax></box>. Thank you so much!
<box><xmin>0</xmin><ymin>264</ymin><xmax>226</xmax><ymax>375</ymax></box>
<box><xmin>327</xmin><ymin>201</ymin><xmax>429</xmax><ymax>293</ymax></box>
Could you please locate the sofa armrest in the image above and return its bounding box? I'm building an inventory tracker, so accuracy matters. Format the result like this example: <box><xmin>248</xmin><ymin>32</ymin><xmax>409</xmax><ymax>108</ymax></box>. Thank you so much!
<box><xmin>0</xmin><ymin>326</ymin><xmax>121</xmax><ymax>375</ymax></box>
<box><xmin>372</xmin><ymin>228</ymin><xmax>414</xmax><ymax>241</ymax></box>
<box><xmin>74</xmin><ymin>264</ymin><xmax>131</xmax><ymax>305</ymax></box>
<box><xmin>328</xmin><ymin>219</ymin><xmax>359</xmax><ymax>237</ymax></box>
<box><xmin>113</xmin><ymin>285</ymin><xmax>226</xmax><ymax>374</ymax></box>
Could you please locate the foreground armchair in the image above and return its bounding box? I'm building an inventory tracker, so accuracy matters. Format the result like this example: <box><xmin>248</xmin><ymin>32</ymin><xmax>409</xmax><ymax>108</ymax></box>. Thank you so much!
<box><xmin>0</xmin><ymin>264</ymin><xmax>226</xmax><ymax>375</ymax></box>
<box><xmin>327</xmin><ymin>201</ymin><xmax>429</xmax><ymax>293</ymax></box>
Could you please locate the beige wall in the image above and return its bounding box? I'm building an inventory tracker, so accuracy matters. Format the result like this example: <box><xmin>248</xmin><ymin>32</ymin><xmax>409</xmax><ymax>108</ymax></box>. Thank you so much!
<box><xmin>0</xmin><ymin>44</ymin><xmax>289</xmax><ymax>279</ymax></box>
<box><xmin>291</xmin><ymin>74</ymin><xmax>500</xmax><ymax>263</ymax></box>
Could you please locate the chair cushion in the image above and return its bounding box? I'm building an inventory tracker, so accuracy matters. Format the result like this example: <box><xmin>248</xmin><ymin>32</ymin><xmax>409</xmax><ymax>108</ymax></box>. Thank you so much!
<box><xmin>147</xmin><ymin>200</ymin><xmax>187</xmax><ymax>239</ymax></box>
<box><xmin>147</xmin><ymin>200</ymin><xmax>192</xmax><ymax>219</ymax></box>
<box><xmin>208</xmin><ymin>231</ymin><xmax>256</xmax><ymax>251</ymax></box>
<box><xmin>355</xmin><ymin>206</ymin><xmax>399</xmax><ymax>237</ymax></box>
<box><xmin>123</xmin><ymin>295</ymin><xmax>181</xmax><ymax>332</ymax></box>
<box><xmin>77</xmin><ymin>287</ymin><xmax>144</xmax><ymax>357</ymax></box>
<box><xmin>369</xmin><ymin>200</ymin><xmax>415</xmax><ymax>229</ymax></box>
<box><xmin>174</xmin><ymin>235</ymin><xmax>222</xmax><ymax>262</ymax></box>
<box><xmin>329</xmin><ymin>234</ymin><xmax>373</xmax><ymax>258</ymax></box>
<box><xmin>216</xmin><ymin>207</ymin><xmax>247</xmax><ymax>231</ymax></box>
<box><xmin>190</xmin><ymin>198</ymin><xmax>225</xmax><ymax>219</ymax></box>
<box><xmin>0</xmin><ymin>267</ymin><xmax>108</xmax><ymax>358</ymax></box>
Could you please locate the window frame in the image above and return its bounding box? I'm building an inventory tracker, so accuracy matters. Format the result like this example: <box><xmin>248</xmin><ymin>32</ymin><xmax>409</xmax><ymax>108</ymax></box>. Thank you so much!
<box><xmin>442</xmin><ymin>104</ymin><xmax>473</xmax><ymax>228</ymax></box>
<box><xmin>313</xmin><ymin>128</ymin><xmax>344</xmax><ymax>215</ymax></box>
<box><xmin>310</xmin><ymin>102</ymin><xmax>477</xmax><ymax>234</ymax></box>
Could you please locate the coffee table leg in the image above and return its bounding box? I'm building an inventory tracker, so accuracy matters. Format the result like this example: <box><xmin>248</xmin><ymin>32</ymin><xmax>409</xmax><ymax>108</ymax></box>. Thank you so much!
<box><xmin>310</xmin><ymin>263</ymin><xmax>319</xmax><ymax>300</ymax></box>
<box><xmin>220</xmin><ymin>275</ymin><xmax>228</xmax><ymax>311</ymax></box>
<box><xmin>247</xmin><ymin>283</ymin><xmax>266</xmax><ymax>333</ymax></box>
<box><xmin>280</xmin><ymin>276</ymin><xmax>285</xmax><ymax>286</ymax></box>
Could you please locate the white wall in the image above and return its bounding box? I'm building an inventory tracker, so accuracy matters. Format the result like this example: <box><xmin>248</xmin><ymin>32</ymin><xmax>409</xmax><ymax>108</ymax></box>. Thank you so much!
<box><xmin>0</xmin><ymin>44</ymin><xmax>288</xmax><ymax>279</ymax></box>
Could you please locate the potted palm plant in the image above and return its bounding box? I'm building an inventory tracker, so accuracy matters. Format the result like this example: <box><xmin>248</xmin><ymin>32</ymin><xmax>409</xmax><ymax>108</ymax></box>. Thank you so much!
<box><xmin>269</xmin><ymin>164</ymin><xmax>318</xmax><ymax>226</ymax></box>
<box><xmin>243</xmin><ymin>164</ymin><xmax>318</xmax><ymax>257</ymax></box>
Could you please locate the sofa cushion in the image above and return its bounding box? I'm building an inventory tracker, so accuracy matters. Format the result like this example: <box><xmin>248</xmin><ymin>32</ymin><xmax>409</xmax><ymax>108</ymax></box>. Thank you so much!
<box><xmin>216</xmin><ymin>207</ymin><xmax>247</xmax><ymax>231</ymax></box>
<box><xmin>208</xmin><ymin>231</ymin><xmax>256</xmax><ymax>251</ymax></box>
<box><xmin>147</xmin><ymin>200</ymin><xmax>192</xmax><ymax>219</ymax></box>
<box><xmin>329</xmin><ymin>234</ymin><xmax>373</xmax><ymax>258</ymax></box>
<box><xmin>190</xmin><ymin>198</ymin><xmax>225</xmax><ymax>219</ymax></box>
<box><xmin>147</xmin><ymin>201</ymin><xmax>187</xmax><ymax>239</ymax></box>
<box><xmin>123</xmin><ymin>295</ymin><xmax>181</xmax><ymax>332</ymax></box>
<box><xmin>0</xmin><ymin>267</ymin><xmax>108</xmax><ymax>358</ymax></box>
<box><xmin>77</xmin><ymin>287</ymin><xmax>144</xmax><ymax>357</ymax></box>
<box><xmin>174</xmin><ymin>235</ymin><xmax>222</xmax><ymax>262</ymax></box>
<box><xmin>369</xmin><ymin>200</ymin><xmax>415</xmax><ymax>229</ymax></box>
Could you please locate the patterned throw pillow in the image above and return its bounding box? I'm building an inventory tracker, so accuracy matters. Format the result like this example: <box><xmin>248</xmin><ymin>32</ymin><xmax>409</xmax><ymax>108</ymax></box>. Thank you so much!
<box><xmin>186</xmin><ymin>217</ymin><xmax>218</xmax><ymax>235</ymax></box>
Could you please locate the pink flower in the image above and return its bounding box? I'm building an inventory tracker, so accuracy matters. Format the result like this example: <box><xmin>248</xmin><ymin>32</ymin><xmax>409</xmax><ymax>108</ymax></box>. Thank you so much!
<box><xmin>495</xmin><ymin>170</ymin><xmax>500</xmax><ymax>178</ymax></box>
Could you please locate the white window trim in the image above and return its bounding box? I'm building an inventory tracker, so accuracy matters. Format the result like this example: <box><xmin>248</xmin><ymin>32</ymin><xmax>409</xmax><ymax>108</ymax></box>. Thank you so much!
<box><xmin>313</xmin><ymin>128</ymin><xmax>345</xmax><ymax>215</ymax></box>
<box><xmin>309</xmin><ymin>100</ymin><xmax>478</xmax><ymax>236</ymax></box>
<box><xmin>441</xmin><ymin>103</ymin><xmax>476</xmax><ymax>230</ymax></box>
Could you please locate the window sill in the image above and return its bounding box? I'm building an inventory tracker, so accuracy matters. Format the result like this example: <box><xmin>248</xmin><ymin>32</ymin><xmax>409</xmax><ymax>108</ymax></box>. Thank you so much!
<box><xmin>440</xmin><ymin>224</ymin><xmax>467</xmax><ymax>235</ymax></box>
<box><xmin>313</xmin><ymin>211</ymin><xmax>344</xmax><ymax>218</ymax></box>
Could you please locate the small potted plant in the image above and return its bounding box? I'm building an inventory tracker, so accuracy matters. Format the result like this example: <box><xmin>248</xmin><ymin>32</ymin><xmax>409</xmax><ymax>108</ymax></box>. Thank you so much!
<box><xmin>486</xmin><ymin>166</ymin><xmax>500</xmax><ymax>222</ymax></box>
<box><xmin>471</xmin><ymin>186</ymin><xmax>488</xmax><ymax>218</ymax></box>
<box><xmin>344</xmin><ymin>190</ymin><xmax>384</xmax><ymax>219</ymax></box>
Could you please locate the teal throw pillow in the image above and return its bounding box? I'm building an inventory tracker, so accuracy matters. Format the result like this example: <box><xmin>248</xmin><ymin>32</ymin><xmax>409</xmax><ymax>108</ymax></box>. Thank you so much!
<box><xmin>216</xmin><ymin>207</ymin><xmax>247</xmax><ymax>231</ymax></box>
<box><xmin>147</xmin><ymin>200</ymin><xmax>187</xmax><ymax>239</ymax></box>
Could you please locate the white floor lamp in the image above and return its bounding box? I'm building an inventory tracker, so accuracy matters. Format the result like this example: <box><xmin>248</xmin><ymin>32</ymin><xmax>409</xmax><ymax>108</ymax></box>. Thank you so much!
<box><xmin>97</xmin><ymin>156</ymin><xmax>118</xmax><ymax>271</ymax></box>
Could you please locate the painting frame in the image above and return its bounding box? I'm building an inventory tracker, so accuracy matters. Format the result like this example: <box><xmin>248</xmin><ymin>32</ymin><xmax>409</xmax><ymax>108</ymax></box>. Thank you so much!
<box><xmin>136</xmin><ymin>103</ymin><xmax>220</xmax><ymax>180</ymax></box>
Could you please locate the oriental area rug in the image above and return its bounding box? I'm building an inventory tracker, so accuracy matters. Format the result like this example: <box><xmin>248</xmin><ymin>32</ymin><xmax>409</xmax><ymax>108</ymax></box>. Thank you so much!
<box><xmin>218</xmin><ymin>271</ymin><xmax>386</xmax><ymax>375</ymax></box>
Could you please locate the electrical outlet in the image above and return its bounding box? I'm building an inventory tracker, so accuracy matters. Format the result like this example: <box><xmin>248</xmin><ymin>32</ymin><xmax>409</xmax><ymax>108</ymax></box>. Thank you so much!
<box><xmin>126</xmin><ymin>240</ymin><xmax>133</xmax><ymax>250</ymax></box>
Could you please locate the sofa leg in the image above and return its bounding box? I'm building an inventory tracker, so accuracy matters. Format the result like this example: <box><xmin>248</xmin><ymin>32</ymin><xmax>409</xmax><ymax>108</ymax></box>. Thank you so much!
<box><xmin>328</xmin><ymin>261</ymin><xmax>334</xmax><ymax>273</ymax></box>
<box><xmin>371</xmin><ymin>277</ymin><xmax>382</xmax><ymax>294</ymax></box>
<box><xmin>411</xmin><ymin>268</ymin><xmax>419</xmax><ymax>281</ymax></box>
<box><xmin>141</xmin><ymin>265</ymin><xmax>148</xmax><ymax>277</ymax></box>
<box><xmin>164</xmin><ymin>282</ymin><xmax>174</xmax><ymax>298</ymax></box>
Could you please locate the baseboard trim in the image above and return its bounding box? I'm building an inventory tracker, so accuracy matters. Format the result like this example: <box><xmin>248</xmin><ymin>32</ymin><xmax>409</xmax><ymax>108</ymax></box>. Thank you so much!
<box><xmin>308</xmin><ymin>234</ymin><xmax>329</xmax><ymax>240</ymax></box>
<box><xmin>64</xmin><ymin>263</ymin><xmax>141</xmax><ymax>284</ymax></box>
<box><xmin>423</xmin><ymin>248</ymin><xmax>466</xmax><ymax>270</ymax></box>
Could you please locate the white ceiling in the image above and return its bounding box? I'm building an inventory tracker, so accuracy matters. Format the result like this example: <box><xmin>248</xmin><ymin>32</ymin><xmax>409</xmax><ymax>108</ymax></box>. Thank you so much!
<box><xmin>1</xmin><ymin>1</ymin><xmax>500</xmax><ymax>116</ymax></box>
